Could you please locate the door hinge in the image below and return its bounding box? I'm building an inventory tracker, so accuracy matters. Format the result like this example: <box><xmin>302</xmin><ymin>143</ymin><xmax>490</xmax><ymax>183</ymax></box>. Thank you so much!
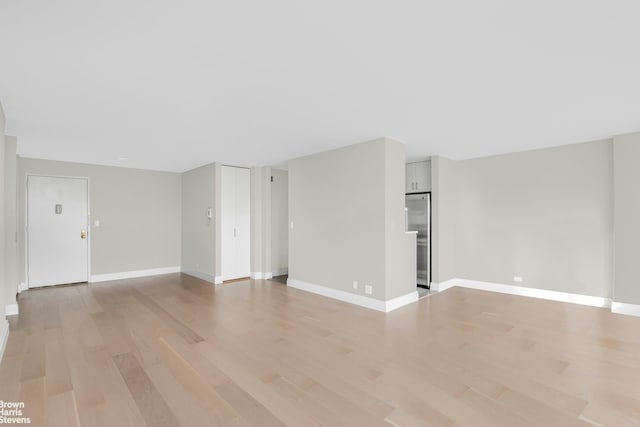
<box><xmin>270</xmin><ymin>176</ymin><xmax>274</xmax><ymax>182</ymax></box>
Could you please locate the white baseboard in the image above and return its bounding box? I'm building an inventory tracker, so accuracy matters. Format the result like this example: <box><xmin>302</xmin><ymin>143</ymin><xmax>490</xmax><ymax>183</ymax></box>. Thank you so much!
<box><xmin>90</xmin><ymin>266</ymin><xmax>181</xmax><ymax>283</ymax></box>
<box><xmin>438</xmin><ymin>278</ymin><xmax>611</xmax><ymax>308</ymax></box>
<box><xmin>182</xmin><ymin>270</ymin><xmax>216</xmax><ymax>284</ymax></box>
<box><xmin>431</xmin><ymin>279</ymin><xmax>456</xmax><ymax>292</ymax></box>
<box><xmin>251</xmin><ymin>272</ymin><xmax>273</xmax><ymax>280</ymax></box>
<box><xmin>0</xmin><ymin>319</ymin><xmax>9</xmax><ymax>363</ymax></box>
<box><xmin>17</xmin><ymin>282</ymin><xmax>28</xmax><ymax>294</ymax></box>
<box><xmin>611</xmin><ymin>302</ymin><xmax>640</xmax><ymax>317</ymax></box>
<box><xmin>214</xmin><ymin>276</ymin><xmax>223</xmax><ymax>285</ymax></box>
<box><xmin>5</xmin><ymin>304</ymin><xmax>19</xmax><ymax>316</ymax></box>
<box><xmin>272</xmin><ymin>268</ymin><xmax>288</xmax><ymax>277</ymax></box>
<box><xmin>385</xmin><ymin>291</ymin><xmax>420</xmax><ymax>312</ymax></box>
<box><xmin>287</xmin><ymin>278</ymin><xmax>418</xmax><ymax>313</ymax></box>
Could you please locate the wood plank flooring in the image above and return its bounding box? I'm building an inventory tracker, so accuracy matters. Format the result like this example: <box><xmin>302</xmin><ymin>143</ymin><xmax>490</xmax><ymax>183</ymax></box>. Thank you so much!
<box><xmin>2</xmin><ymin>273</ymin><xmax>640</xmax><ymax>426</ymax></box>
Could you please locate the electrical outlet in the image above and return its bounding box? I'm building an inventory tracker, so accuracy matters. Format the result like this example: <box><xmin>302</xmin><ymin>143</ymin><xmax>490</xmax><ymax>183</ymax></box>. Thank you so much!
<box><xmin>353</xmin><ymin>281</ymin><xmax>358</xmax><ymax>290</ymax></box>
<box><xmin>365</xmin><ymin>285</ymin><xmax>373</xmax><ymax>295</ymax></box>
<box><xmin>514</xmin><ymin>276</ymin><xmax>523</xmax><ymax>283</ymax></box>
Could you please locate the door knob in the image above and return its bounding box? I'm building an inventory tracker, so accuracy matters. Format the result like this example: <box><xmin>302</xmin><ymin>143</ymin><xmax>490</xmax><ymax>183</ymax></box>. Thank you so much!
<box><xmin>81</xmin><ymin>230</ymin><xmax>87</xmax><ymax>239</ymax></box>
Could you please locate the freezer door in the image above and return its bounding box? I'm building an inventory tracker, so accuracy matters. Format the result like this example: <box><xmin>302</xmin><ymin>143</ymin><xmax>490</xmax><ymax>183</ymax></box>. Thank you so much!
<box><xmin>406</xmin><ymin>194</ymin><xmax>428</xmax><ymax>235</ymax></box>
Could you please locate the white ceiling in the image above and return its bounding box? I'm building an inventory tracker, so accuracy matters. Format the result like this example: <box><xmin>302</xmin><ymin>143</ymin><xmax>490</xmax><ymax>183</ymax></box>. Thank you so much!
<box><xmin>1</xmin><ymin>1</ymin><xmax>639</xmax><ymax>172</ymax></box>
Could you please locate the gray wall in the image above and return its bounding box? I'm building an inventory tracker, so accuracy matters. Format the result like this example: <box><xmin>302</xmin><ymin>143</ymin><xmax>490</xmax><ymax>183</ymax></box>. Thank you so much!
<box><xmin>288</xmin><ymin>138</ymin><xmax>414</xmax><ymax>301</ymax></box>
<box><xmin>214</xmin><ymin>163</ymin><xmax>222</xmax><ymax>279</ymax></box>
<box><xmin>0</xmin><ymin>102</ymin><xmax>6</xmax><ymax>317</ymax></box>
<box><xmin>250</xmin><ymin>166</ymin><xmax>270</xmax><ymax>276</ymax></box>
<box><xmin>4</xmin><ymin>136</ymin><xmax>17</xmax><ymax>307</ymax></box>
<box><xmin>17</xmin><ymin>158</ymin><xmax>182</xmax><ymax>281</ymax></box>
<box><xmin>384</xmin><ymin>140</ymin><xmax>417</xmax><ymax>299</ymax></box>
<box><xmin>613</xmin><ymin>133</ymin><xmax>640</xmax><ymax>305</ymax></box>
<box><xmin>181</xmin><ymin>163</ymin><xmax>215</xmax><ymax>280</ymax></box>
<box><xmin>432</xmin><ymin>140</ymin><xmax>613</xmax><ymax>298</ymax></box>
<box><xmin>271</xmin><ymin>168</ymin><xmax>288</xmax><ymax>275</ymax></box>
<box><xmin>431</xmin><ymin>156</ymin><xmax>459</xmax><ymax>284</ymax></box>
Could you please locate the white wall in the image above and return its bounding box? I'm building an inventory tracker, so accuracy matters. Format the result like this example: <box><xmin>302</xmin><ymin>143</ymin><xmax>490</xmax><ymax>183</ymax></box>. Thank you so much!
<box><xmin>288</xmin><ymin>138</ymin><xmax>415</xmax><ymax>302</ymax></box>
<box><xmin>384</xmin><ymin>140</ymin><xmax>417</xmax><ymax>299</ymax></box>
<box><xmin>613</xmin><ymin>132</ymin><xmax>640</xmax><ymax>305</ymax></box>
<box><xmin>0</xmin><ymin>102</ymin><xmax>6</xmax><ymax>319</ymax></box>
<box><xmin>181</xmin><ymin>163</ymin><xmax>215</xmax><ymax>281</ymax></box>
<box><xmin>4</xmin><ymin>136</ymin><xmax>17</xmax><ymax>307</ymax></box>
<box><xmin>432</xmin><ymin>140</ymin><xmax>613</xmax><ymax>298</ymax></box>
<box><xmin>431</xmin><ymin>156</ymin><xmax>459</xmax><ymax>284</ymax></box>
<box><xmin>270</xmin><ymin>168</ymin><xmax>288</xmax><ymax>276</ymax></box>
<box><xmin>17</xmin><ymin>158</ymin><xmax>182</xmax><ymax>281</ymax></box>
<box><xmin>250</xmin><ymin>166</ymin><xmax>270</xmax><ymax>277</ymax></box>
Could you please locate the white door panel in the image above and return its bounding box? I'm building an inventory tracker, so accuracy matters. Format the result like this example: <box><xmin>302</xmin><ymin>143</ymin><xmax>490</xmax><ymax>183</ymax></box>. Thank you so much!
<box><xmin>27</xmin><ymin>176</ymin><xmax>89</xmax><ymax>287</ymax></box>
<box><xmin>405</xmin><ymin>163</ymin><xmax>415</xmax><ymax>193</ymax></box>
<box><xmin>414</xmin><ymin>160</ymin><xmax>431</xmax><ymax>192</ymax></box>
<box><xmin>221</xmin><ymin>166</ymin><xmax>236</xmax><ymax>280</ymax></box>
<box><xmin>221</xmin><ymin>166</ymin><xmax>251</xmax><ymax>280</ymax></box>
<box><xmin>235</xmin><ymin>168</ymin><xmax>251</xmax><ymax>278</ymax></box>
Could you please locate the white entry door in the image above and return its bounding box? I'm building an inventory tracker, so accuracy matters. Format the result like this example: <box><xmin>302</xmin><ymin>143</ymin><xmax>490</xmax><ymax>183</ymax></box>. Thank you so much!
<box><xmin>27</xmin><ymin>176</ymin><xmax>89</xmax><ymax>287</ymax></box>
<box><xmin>221</xmin><ymin>166</ymin><xmax>251</xmax><ymax>280</ymax></box>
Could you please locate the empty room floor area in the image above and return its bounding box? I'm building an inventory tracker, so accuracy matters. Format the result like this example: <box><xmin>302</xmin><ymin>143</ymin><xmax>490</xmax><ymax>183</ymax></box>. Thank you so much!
<box><xmin>1</xmin><ymin>274</ymin><xmax>640</xmax><ymax>426</ymax></box>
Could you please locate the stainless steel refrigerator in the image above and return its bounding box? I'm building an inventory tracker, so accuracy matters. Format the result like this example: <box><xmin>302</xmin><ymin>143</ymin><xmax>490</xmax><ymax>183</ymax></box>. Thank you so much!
<box><xmin>406</xmin><ymin>193</ymin><xmax>431</xmax><ymax>288</ymax></box>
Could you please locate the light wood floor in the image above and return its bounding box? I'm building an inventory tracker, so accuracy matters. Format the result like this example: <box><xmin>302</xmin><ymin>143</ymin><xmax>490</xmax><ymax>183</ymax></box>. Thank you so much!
<box><xmin>2</xmin><ymin>274</ymin><xmax>640</xmax><ymax>426</ymax></box>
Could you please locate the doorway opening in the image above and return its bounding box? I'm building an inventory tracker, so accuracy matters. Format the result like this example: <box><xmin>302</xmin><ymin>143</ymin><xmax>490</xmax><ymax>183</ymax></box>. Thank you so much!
<box><xmin>406</xmin><ymin>191</ymin><xmax>431</xmax><ymax>292</ymax></box>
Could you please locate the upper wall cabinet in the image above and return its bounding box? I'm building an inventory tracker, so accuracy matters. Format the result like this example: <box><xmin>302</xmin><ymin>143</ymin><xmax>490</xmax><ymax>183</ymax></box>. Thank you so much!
<box><xmin>406</xmin><ymin>160</ymin><xmax>431</xmax><ymax>193</ymax></box>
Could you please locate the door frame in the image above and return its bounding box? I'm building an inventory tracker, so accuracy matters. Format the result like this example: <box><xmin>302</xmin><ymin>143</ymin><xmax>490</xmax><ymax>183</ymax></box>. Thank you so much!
<box><xmin>25</xmin><ymin>174</ymin><xmax>92</xmax><ymax>289</ymax></box>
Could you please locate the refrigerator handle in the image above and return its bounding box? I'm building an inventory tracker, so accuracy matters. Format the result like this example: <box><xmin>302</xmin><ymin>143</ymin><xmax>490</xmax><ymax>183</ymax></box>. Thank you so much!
<box><xmin>405</xmin><ymin>207</ymin><xmax>408</xmax><ymax>232</ymax></box>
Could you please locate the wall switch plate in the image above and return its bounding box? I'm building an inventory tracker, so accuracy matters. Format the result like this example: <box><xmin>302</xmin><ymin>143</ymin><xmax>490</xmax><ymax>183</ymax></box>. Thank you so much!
<box><xmin>353</xmin><ymin>281</ymin><xmax>358</xmax><ymax>290</ymax></box>
<box><xmin>365</xmin><ymin>285</ymin><xmax>373</xmax><ymax>295</ymax></box>
<box><xmin>514</xmin><ymin>276</ymin><xmax>523</xmax><ymax>283</ymax></box>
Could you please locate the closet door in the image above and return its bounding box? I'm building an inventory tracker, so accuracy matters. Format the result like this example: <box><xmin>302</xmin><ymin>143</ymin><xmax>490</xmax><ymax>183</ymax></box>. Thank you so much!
<box><xmin>235</xmin><ymin>168</ymin><xmax>251</xmax><ymax>278</ymax></box>
<box><xmin>221</xmin><ymin>166</ymin><xmax>237</xmax><ymax>280</ymax></box>
<box><xmin>221</xmin><ymin>166</ymin><xmax>251</xmax><ymax>280</ymax></box>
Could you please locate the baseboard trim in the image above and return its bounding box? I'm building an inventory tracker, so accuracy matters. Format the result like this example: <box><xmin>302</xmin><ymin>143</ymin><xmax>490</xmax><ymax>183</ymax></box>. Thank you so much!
<box><xmin>90</xmin><ymin>266</ymin><xmax>181</xmax><ymax>283</ymax></box>
<box><xmin>182</xmin><ymin>270</ymin><xmax>216</xmax><ymax>284</ymax></box>
<box><xmin>5</xmin><ymin>304</ymin><xmax>19</xmax><ymax>317</ymax></box>
<box><xmin>214</xmin><ymin>276</ymin><xmax>223</xmax><ymax>285</ymax></box>
<box><xmin>438</xmin><ymin>278</ymin><xmax>611</xmax><ymax>308</ymax></box>
<box><xmin>0</xmin><ymin>319</ymin><xmax>9</xmax><ymax>363</ymax></box>
<box><xmin>385</xmin><ymin>291</ymin><xmax>420</xmax><ymax>312</ymax></box>
<box><xmin>287</xmin><ymin>278</ymin><xmax>418</xmax><ymax>312</ymax></box>
<box><xmin>611</xmin><ymin>302</ymin><xmax>640</xmax><ymax>317</ymax></box>
<box><xmin>431</xmin><ymin>279</ymin><xmax>456</xmax><ymax>292</ymax></box>
<box><xmin>251</xmin><ymin>272</ymin><xmax>273</xmax><ymax>280</ymax></box>
<box><xmin>17</xmin><ymin>282</ymin><xmax>28</xmax><ymax>294</ymax></box>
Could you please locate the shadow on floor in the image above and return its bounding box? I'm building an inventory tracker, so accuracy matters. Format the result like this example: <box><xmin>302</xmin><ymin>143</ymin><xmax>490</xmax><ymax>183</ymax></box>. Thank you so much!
<box><xmin>270</xmin><ymin>275</ymin><xmax>288</xmax><ymax>284</ymax></box>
